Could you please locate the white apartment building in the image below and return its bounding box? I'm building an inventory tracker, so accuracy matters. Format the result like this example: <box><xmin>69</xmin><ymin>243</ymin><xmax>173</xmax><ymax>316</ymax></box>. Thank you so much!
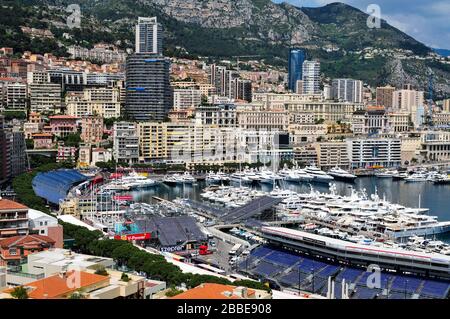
<box><xmin>66</xmin><ymin>87</ymin><xmax>121</xmax><ymax>118</ymax></box>
<box><xmin>302</xmin><ymin>61</ymin><xmax>321</xmax><ymax>94</ymax></box>
<box><xmin>331</xmin><ymin>78</ymin><xmax>363</xmax><ymax>103</ymax></box>
<box><xmin>0</xmin><ymin>81</ymin><xmax>27</xmax><ymax>112</ymax></box>
<box><xmin>387</xmin><ymin>112</ymin><xmax>411</xmax><ymax>132</ymax></box>
<box><xmin>237</xmin><ymin>109</ymin><xmax>289</xmax><ymax>131</ymax></box>
<box><xmin>347</xmin><ymin>137</ymin><xmax>402</xmax><ymax>169</ymax></box>
<box><xmin>173</xmin><ymin>88</ymin><xmax>202</xmax><ymax>110</ymax></box>
<box><xmin>113</xmin><ymin>122</ymin><xmax>139</xmax><ymax>165</ymax></box>
<box><xmin>195</xmin><ymin>104</ymin><xmax>237</xmax><ymax>127</ymax></box>
<box><xmin>92</xmin><ymin>148</ymin><xmax>113</xmax><ymax>166</ymax></box>
<box><xmin>392</xmin><ymin>89</ymin><xmax>424</xmax><ymax>113</ymax></box>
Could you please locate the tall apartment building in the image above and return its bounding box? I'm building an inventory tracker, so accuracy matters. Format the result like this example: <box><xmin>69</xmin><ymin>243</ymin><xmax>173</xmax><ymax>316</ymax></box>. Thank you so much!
<box><xmin>81</xmin><ymin>115</ymin><xmax>104</xmax><ymax>145</ymax></box>
<box><xmin>0</xmin><ymin>81</ymin><xmax>27</xmax><ymax>112</ymax></box>
<box><xmin>66</xmin><ymin>87</ymin><xmax>121</xmax><ymax>119</ymax></box>
<box><xmin>135</xmin><ymin>17</ymin><xmax>163</xmax><ymax>55</ymax></box>
<box><xmin>27</xmin><ymin>70</ymin><xmax>50</xmax><ymax>84</ymax></box>
<box><xmin>288</xmin><ymin>49</ymin><xmax>306</xmax><ymax>92</ymax></box>
<box><xmin>302</xmin><ymin>61</ymin><xmax>321</xmax><ymax>94</ymax></box>
<box><xmin>9</xmin><ymin>129</ymin><xmax>28</xmax><ymax>178</ymax></box>
<box><xmin>173</xmin><ymin>88</ymin><xmax>202</xmax><ymax>110</ymax></box>
<box><xmin>0</xmin><ymin>116</ymin><xmax>11</xmax><ymax>185</ymax></box>
<box><xmin>125</xmin><ymin>53</ymin><xmax>172</xmax><ymax>121</ymax></box>
<box><xmin>331</xmin><ymin>79</ymin><xmax>363</xmax><ymax>103</ymax></box>
<box><xmin>113</xmin><ymin>122</ymin><xmax>139</xmax><ymax>165</ymax></box>
<box><xmin>347</xmin><ymin>137</ymin><xmax>401</xmax><ymax>169</ymax></box>
<box><xmin>233</xmin><ymin>79</ymin><xmax>252</xmax><ymax>102</ymax></box>
<box><xmin>376</xmin><ymin>85</ymin><xmax>395</xmax><ymax>108</ymax></box>
<box><xmin>29</xmin><ymin>82</ymin><xmax>62</xmax><ymax>113</ymax></box>
<box><xmin>392</xmin><ymin>89</ymin><xmax>424</xmax><ymax>112</ymax></box>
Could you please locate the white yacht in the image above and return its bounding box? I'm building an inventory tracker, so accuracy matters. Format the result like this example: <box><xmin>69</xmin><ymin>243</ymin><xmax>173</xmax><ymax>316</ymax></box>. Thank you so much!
<box><xmin>375</xmin><ymin>169</ymin><xmax>397</xmax><ymax>178</ymax></box>
<box><xmin>404</xmin><ymin>172</ymin><xmax>428</xmax><ymax>182</ymax></box>
<box><xmin>230</xmin><ymin>171</ymin><xmax>252</xmax><ymax>185</ymax></box>
<box><xmin>304</xmin><ymin>165</ymin><xmax>334</xmax><ymax>184</ymax></box>
<box><xmin>121</xmin><ymin>172</ymin><xmax>158</xmax><ymax>189</ymax></box>
<box><xmin>328</xmin><ymin>167</ymin><xmax>357</xmax><ymax>182</ymax></box>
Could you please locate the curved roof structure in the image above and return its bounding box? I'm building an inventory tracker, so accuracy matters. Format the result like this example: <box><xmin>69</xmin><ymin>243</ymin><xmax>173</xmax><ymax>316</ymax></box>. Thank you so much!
<box><xmin>32</xmin><ymin>169</ymin><xmax>88</xmax><ymax>205</ymax></box>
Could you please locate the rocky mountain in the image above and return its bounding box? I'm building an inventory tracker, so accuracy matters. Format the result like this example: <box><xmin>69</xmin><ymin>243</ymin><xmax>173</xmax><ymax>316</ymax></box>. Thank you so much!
<box><xmin>1</xmin><ymin>0</ymin><xmax>449</xmax><ymax>97</ymax></box>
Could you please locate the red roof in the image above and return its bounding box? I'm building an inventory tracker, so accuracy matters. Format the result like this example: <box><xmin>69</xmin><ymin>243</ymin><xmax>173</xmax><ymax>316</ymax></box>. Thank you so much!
<box><xmin>0</xmin><ymin>199</ymin><xmax>28</xmax><ymax>211</ymax></box>
<box><xmin>0</xmin><ymin>234</ymin><xmax>55</xmax><ymax>249</ymax></box>
<box><xmin>49</xmin><ymin>115</ymin><xmax>79</xmax><ymax>120</ymax></box>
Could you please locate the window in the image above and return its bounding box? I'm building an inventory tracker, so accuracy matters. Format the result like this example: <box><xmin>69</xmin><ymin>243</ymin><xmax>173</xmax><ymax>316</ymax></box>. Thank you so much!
<box><xmin>9</xmin><ymin>248</ymin><xmax>17</xmax><ymax>256</ymax></box>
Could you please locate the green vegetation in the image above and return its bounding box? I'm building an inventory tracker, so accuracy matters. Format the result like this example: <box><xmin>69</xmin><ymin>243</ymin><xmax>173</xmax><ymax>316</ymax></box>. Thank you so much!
<box><xmin>1</xmin><ymin>111</ymin><xmax>27</xmax><ymax>121</ymax></box>
<box><xmin>61</xmin><ymin>223</ymin><xmax>271</xmax><ymax>293</ymax></box>
<box><xmin>10</xmin><ymin>286</ymin><xmax>29</xmax><ymax>299</ymax></box>
<box><xmin>94</xmin><ymin>266</ymin><xmax>109</xmax><ymax>276</ymax></box>
<box><xmin>165</xmin><ymin>287</ymin><xmax>184</xmax><ymax>297</ymax></box>
<box><xmin>59</xmin><ymin>132</ymin><xmax>82</xmax><ymax>147</ymax></box>
<box><xmin>121</xmin><ymin>272</ymin><xmax>131</xmax><ymax>282</ymax></box>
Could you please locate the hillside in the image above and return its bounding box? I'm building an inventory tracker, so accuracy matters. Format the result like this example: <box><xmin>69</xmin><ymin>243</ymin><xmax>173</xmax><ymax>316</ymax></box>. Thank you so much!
<box><xmin>0</xmin><ymin>0</ymin><xmax>449</xmax><ymax>97</ymax></box>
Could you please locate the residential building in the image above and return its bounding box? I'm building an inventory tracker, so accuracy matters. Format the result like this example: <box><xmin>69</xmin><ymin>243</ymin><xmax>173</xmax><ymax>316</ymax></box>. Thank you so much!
<box><xmin>29</xmin><ymin>82</ymin><xmax>62</xmax><ymax>113</ymax></box>
<box><xmin>0</xmin><ymin>234</ymin><xmax>55</xmax><ymax>267</ymax></box>
<box><xmin>56</xmin><ymin>142</ymin><xmax>76</xmax><ymax>163</ymax></box>
<box><xmin>0</xmin><ymin>116</ymin><xmax>11</xmax><ymax>184</ymax></box>
<box><xmin>9</xmin><ymin>129</ymin><xmax>28</xmax><ymax>177</ymax></box>
<box><xmin>0</xmin><ymin>80</ymin><xmax>27</xmax><ymax>112</ymax></box>
<box><xmin>233</xmin><ymin>78</ymin><xmax>252</xmax><ymax>102</ymax></box>
<box><xmin>293</xmin><ymin>145</ymin><xmax>317</xmax><ymax>165</ymax></box>
<box><xmin>347</xmin><ymin>137</ymin><xmax>402</xmax><ymax>169</ymax></box>
<box><xmin>392</xmin><ymin>89</ymin><xmax>424</xmax><ymax>113</ymax></box>
<box><xmin>66</xmin><ymin>87</ymin><xmax>121</xmax><ymax>119</ymax></box>
<box><xmin>288</xmin><ymin>49</ymin><xmax>306</xmax><ymax>92</ymax></box>
<box><xmin>78</xmin><ymin>144</ymin><xmax>92</xmax><ymax>168</ymax></box>
<box><xmin>302</xmin><ymin>60</ymin><xmax>320</xmax><ymax>94</ymax></box>
<box><xmin>81</xmin><ymin>115</ymin><xmax>103</xmax><ymax>145</ymax></box>
<box><xmin>48</xmin><ymin>115</ymin><xmax>78</xmax><ymax>138</ymax></box>
<box><xmin>195</xmin><ymin>104</ymin><xmax>237</xmax><ymax>127</ymax></box>
<box><xmin>316</xmin><ymin>142</ymin><xmax>350</xmax><ymax>169</ymax></box>
<box><xmin>135</xmin><ymin>17</ymin><xmax>163</xmax><ymax>55</ymax></box>
<box><xmin>32</xmin><ymin>133</ymin><xmax>54</xmax><ymax>149</ymax></box>
<box><xmin>113</xmin><ymin>122</ymin><xmax>139</xmax><ymax>165</ymax></box>
<box><xmin>387</xmin><ymin>112</ymin><xmax>411</xmax><ymax>132</ymax></box>
<box><xmin>351</xmin><ymin>107</ymin><xmax>388</xmax><ymax>136</ymax></box>
<box><xmin>376</xmin><ymin>85</ymin><xmax>395</xmax><ymax>108</ymax></box>
<box><xmin>432</xmin><ymin>112</ymin><xmax>450</xmax><ymax>127</ymax></box>
<box><xmin>91</xmin><ymin>148</ymin><xmax>112</xmax><ymax>166</ymax></box>
<box><xmin>28</xmin><ymin>209</ymin><xmax>63</xmax><ymax>247</ymax></box>
<box><xmin>0</xmin><ymin>198</ymin><xmax>29</xmax><ymax>238</ymax></box>
<box><xmin>125</xmin><ymin>53</ymin><xmax>172</xmax><ymax>121</ymax></box>
<box><xmin>295</xmin><ymin>80</ymin><xmax>304</xmax><ymax>94</ymax></box>
<box><xmin>173</xmin><ymin>88</ymin><xmax>202</xmax><ymax>110</ymax></box>
<box><xmin>401</xmin><ymin>135</ymin><xmax>422</xmax><ymax>164</ymax></box>
<box><xmin>331</xmin><ymin>79</ymin><xmax>363</xmax><ymax>103</ymax></box>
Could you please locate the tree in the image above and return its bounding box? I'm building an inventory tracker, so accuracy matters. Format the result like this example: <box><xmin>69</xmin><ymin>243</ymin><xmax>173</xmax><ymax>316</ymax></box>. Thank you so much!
<box><xmin>121</xmin><ymin>273</ymin><xmax>131</xmax><ymax>282</ymax></box>
<box><xmin>10</xmin><ymin>286</ymin><xmax>29</xmax><ymax>299</ymax></box>
<box><xmin>94</xmin><ymin>266</ymin><xmax>109</xmax><ymax>276</ymax></box>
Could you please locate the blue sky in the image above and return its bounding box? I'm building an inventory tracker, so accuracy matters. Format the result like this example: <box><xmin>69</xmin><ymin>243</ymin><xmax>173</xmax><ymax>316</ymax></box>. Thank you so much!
<box><xmin>273</xmin><ymin>0</ymin><xmax>450</xmax><ymax>50</ymax></box>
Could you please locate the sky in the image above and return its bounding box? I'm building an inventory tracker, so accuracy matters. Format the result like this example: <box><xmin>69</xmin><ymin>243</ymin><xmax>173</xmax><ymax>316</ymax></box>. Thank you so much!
<box><xmin>273</xmin><ymin>0</ymin><xmax>450</xmax><ymax>50</ymax></box>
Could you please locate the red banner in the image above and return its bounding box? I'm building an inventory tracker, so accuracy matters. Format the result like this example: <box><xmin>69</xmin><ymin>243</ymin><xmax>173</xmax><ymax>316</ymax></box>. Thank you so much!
<box><xmin>114</xmin><ymin>233</ymin><xmax>151</xmax><ymax>241</ymax></box>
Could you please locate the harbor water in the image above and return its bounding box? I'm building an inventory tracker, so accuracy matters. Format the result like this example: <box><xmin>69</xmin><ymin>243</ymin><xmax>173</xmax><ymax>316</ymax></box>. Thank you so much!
<box><xmin>130</xmin><ymin>177</ymin><xmax>450</xmax><ymax>241</ymax></box>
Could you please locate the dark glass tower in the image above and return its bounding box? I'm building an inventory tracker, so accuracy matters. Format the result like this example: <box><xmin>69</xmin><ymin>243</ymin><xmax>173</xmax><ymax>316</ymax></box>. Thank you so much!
<box><xmin>125</xmin><ymin>53</ymin><xmax>173</xmax><ymax>121</ymax></box>
<box><xmin>288</xmin><ymin>49</ymin><xmax>306</xmax><ymax>92</ymax></box>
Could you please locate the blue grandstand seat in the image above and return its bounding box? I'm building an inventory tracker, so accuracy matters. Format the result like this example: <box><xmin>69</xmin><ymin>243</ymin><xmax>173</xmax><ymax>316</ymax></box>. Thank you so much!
<box><xmin>253</xmin><ymin>261</ymin><xmax>280</xmax><ymax>277</ymax></box>
<box><xmin>353</xmin><ymin>287</ymin><xmax>379</xmax><ymax>299</ymax></box>
<box><xmin>319</xmin><ymin>265</ymin><xmax>340</xmax><ymax>277</ymax></box>
<box><xmin>420</xmin><ymin>280</ymin><xmax>450</xmax><ymax>298</ymax></box>
<box><xmin>391</xmin><ymin>276</ymin><xmax>422</xmax><ymax>293</ymax></box>
<box><xmin>251</xmin><ymin>247</ymin><xmax>273</xmax><ymax>258</ymax></box>
<box><xmin>263</xmin><ymin>249</ymin><xmax>300</xmax><ymax>266</ymax></box>
<box><xmin>279</xmin><ymin>271</ymin><xmax>301</xmax><ymax>287</ymax></box>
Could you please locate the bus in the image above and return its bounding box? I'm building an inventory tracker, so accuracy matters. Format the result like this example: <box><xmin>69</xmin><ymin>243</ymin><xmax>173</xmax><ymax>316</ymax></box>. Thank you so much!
<box><xmin>229</xmin><ymin>244</ymin><xmax>242</xmax><ymax>257</ymax></box>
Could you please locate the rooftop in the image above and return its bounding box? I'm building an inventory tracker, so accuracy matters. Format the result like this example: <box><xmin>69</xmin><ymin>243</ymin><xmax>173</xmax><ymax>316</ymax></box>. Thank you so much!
<box><xmin>0</xmin><ymin>234</ymin><xmax>55</xmax><ymax>249</ymax></box>
<box><xmin>171</xmin><ymin>283</ymin><xmax>256</xmax><ymax>299</ymax></box>
<box><xmin>0</xmin><ymin>198</ymin><xmax>28</xmax><ymax>211</ymax></box>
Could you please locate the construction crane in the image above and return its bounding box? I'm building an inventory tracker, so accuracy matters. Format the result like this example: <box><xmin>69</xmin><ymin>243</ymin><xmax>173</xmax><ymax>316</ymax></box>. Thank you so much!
<box><xmin>232</xmin><ymin>55</ymin><xmax>262</xmax><ymax>71</ymax></box>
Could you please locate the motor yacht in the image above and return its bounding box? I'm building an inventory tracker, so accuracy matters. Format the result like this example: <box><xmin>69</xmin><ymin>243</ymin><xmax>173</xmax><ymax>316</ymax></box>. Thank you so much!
<box><xmin>304</xmin><ymin>165</ymin><xmax>334</xmax><ymax>184</ymax></box>
<box><xmin>328</xmin><ymin>167</ymin><xmax>357</xmax><ymax>182</ymax></box>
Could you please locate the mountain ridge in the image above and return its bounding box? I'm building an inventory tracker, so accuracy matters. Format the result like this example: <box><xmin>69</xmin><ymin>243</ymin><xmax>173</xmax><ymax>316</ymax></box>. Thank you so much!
<box><xmin>0</xmin><ymin>0</ymin><xmax>449</xmax><ymax>97</ymax></box>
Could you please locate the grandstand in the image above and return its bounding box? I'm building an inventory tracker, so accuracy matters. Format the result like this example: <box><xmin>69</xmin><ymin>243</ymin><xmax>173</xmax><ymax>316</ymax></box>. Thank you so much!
<box><xmin>238</xmin><ymin>245</ymin><xmax>450</xmax><ymax>299</ymax></box>
<box><xmin>32</xmin><ymin>169</ymin><xmax>88</xmax><ymax>205</ymax></box>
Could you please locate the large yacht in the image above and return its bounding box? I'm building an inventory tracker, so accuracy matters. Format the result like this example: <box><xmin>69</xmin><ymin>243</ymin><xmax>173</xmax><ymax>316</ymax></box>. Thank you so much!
<box><xmin>304</xmin><ymin>165</ymin><xmax>334</xmax><ymax>184</ymax></box>
<box><xmin>328</xmin><ymin>167</ymin><xmax>357</xmax><ymax>182</ymax></box>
